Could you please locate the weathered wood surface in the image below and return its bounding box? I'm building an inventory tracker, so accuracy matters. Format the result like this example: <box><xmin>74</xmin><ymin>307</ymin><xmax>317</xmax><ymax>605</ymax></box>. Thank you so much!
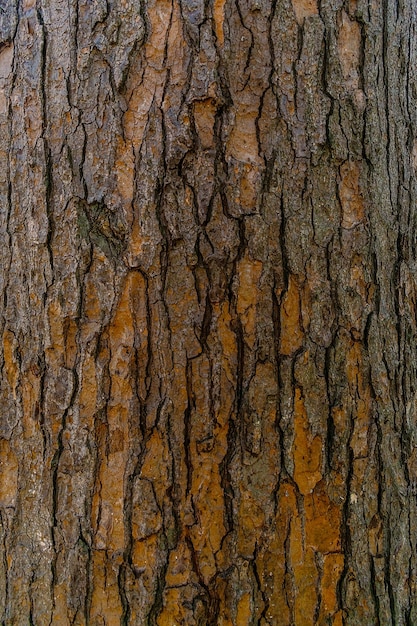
<box><xmin>1</xmin><ymin>0</ymin><xmax>417</xmax><ymax>623</ymax></box>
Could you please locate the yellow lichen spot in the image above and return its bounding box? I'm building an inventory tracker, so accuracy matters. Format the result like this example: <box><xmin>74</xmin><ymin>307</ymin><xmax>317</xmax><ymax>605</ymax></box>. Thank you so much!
<box><xmin>293</xmin><ymin>389</ymin><xmax>322</xmax><ymax>495</ymax></box>
<box><xmin>292</xmin><ymin>0</ymin><xmax>318</xmax><ymax>24</ymax></box>
<box><xmin>340</xmin><ymin>160</ymin><xmax>365</xmax><ymax>229</ymax></box>
<box><xmin>0</xmin><ymin>439</ymin><xmax>18</xmax><ymax>507</ymax></box>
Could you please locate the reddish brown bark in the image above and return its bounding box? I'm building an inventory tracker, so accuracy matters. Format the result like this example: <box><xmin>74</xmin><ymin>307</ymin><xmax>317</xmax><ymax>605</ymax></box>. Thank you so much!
<box><xmin>1</xmin><ymin>0</ymin><xmax>417</xmax><ymax>624</ymax></box>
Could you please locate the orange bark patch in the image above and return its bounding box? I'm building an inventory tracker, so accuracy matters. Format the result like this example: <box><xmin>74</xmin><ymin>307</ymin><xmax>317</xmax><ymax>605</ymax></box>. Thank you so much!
<box><xmin>92</xmin><ymin>272</ymin><xmax>147</xmax><ymax>557</ymax></box>
<box><xmin>333</xmin><ymin>611</ymin><xmax>345</xmax><ymax>626</ymax></box>
<box><xmin>131</xmin><ymin>532</ymin><xmax>159</xmax><ymax>574</ymax></box>
<box><xmin>280</xmin><ymin>275</ymin><xmax>304</xmax><ymax>355</ymax></box>
<box><xmin>51</xmin><ymin>584</ymin><xmax>70</xmax><ymax>626</ymax></box>
<box><xmin>216</xmin><ymin>301</ymin><xmax>238</xmax><ymax>386</ymax></box>
<box><xmin>304</xmin><ymin>486</ymin><xmax>342</xmax><ymax>553</ymax></box>
<box><xmin>238</xmin><ymin>162</ymin><xmax>261</xmax><ymax>211</ymax></box>
<box><xmin>339</xmin><ymin>161</ymin><xmax>365</xmax><ymax>229</ymax></box>
<box><xmin>293</xmin><ymin>389</ymin><xmax>323</xmax><ymax>495</ymax></box>
<box><xmin>237</xmin><ymin>494</ymin><xmax>266</xmax><ymax>558</ymax></box>
<box><xmin>261</xmin><ymin>480</ymin><xmax>343</xmax><ymax>624</ymax></box>
<box><xmin>292</xmin><ymin>0</ymin><xmax>318</xmax><ymax>24</ymax></box>
<box><xmin>90</xmin><ymin>551</ymin><xmax>123</xmax><ymax>626</ymax></box>
<box><xmin>141</xmin><ymin>429</ymin><xmax>170</xmax><ymax>483</ymax></box>
<box><xmin>190</xmin><ymin>462</ymin><xmax>226</xmax><ymax>584</ymax></box>
<box><xmin>293</xmin><ymin>547</ymin><xmax>318</xmax><ymax>625</ymax></box>
<box><xmin>319</xmin><ymin>553</ymin><xmax>345</xmax><ymax>620</ymax></box>
<box><xmin>236</xmin><ymin>593</ymin><xmax>252</xmax><ymax>625</ymax></box>
<box><xmin>189</xmin><ymin>460</ymin><xmax>227</xmax><ymax>582</ymax></box>
<box><xmin>338</xmin><ymin>11</ymin><xmax>361</xmax><ymax>88</ymax></box>
<box><xmin>0</xmin><ymin>439</ymin><xmax>18</xmax><ymax>506</ymax></box>
<box><xmin>164</xmin><ymin>538</ymin><xmax>194</xmax><ymax>588</ymax></box>
<box><xmin>228</xmin><ymin>109</ymin><xmax>260</xmax><ymax>164</ymax></box>
<box><xmin>213</xmin><ymin>0</ymin><xmax>226</xmax><ymax>45</ymax></box>
<box><xmin>188</xmin><ymin>353</ymin><xmax>228</xmax><ymax>582</ymax></box>
<box><xmin>194</xmin><ymin>98</ymin><xmax>217</xmax><ymax>149</ymax></box>
<box><xmin>124</xmin><ymin>0</ymin><xmax>185</xmax><ymax>151</ymax></box>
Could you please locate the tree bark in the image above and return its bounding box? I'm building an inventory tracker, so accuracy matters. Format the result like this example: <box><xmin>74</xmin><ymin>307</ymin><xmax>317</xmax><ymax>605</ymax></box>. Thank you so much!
<box><xmin>0</xmin><ymin>0</ymin><xmax>416</xmax><ymax>624</ymax></box>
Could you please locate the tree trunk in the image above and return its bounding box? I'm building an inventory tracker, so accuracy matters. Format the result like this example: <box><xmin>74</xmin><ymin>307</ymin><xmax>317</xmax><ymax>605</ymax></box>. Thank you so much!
<box><xmin>0</xmin><ymin>0</ymin><xmax>416</xmax><ymax>623</ymax></box>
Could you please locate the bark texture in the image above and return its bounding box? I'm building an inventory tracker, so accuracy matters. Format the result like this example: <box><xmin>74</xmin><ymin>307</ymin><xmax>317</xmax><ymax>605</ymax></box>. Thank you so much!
<box><xmin>1</xmin><ymin>0</ymin><xmax>417</xmax><ymax>624</ymax></box>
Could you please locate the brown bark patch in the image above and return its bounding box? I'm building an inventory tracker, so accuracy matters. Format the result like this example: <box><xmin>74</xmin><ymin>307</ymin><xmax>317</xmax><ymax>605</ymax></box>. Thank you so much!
<box><xmin>194</xmin><ymin>99</ymin><xmax>217</xmax><ymax>149</ymax></box>
<box><xmin>3</xmin><ymin>329</ymin><xmax>19</xmax><ymax>395</ymax></box>
<box><xmin>0</xmin><ymin>439</ymin><xmax>18</xmax><ymax>507</ymax></box>
<box><xmin>339</xmin><ymin>161</ymin><xmax>365</xmax><ymax>229</ymax></box>
<box><xmin>213</xmin><ymin>0</ymin><xmax>226</xmax><ymax>45</ymax></box>
<box><xmin>237</xmin><ymin>257</ymin><xmax>263</xmax><ymax>347</ymax></box>
<box><xmin>228</xmin><ymin>109</ymin><xmax>260</xmax><ymax>164</ymax></box>
<box><xmin>0</xmin><ymin>44</ymin><xmax>13</xmax><ymax>80</ymax></box>
<box><xmin>338</xmin><ymin>10</ymin><xmax>361</xmax><ymax>89</ymax></box>
<box><xmin>280</xmin><ymin>275</ymin><xmax>304</xmax><ymax>356</ymax></box>
<box><xmin>293</xmin><ymin>388</ymin><xmax>323</xmax><ymax>495</ymax></box>
<box><xmin>292</xmin><ymin>0</ymin><xmax>318</xmax><ymax>24</ymax></box>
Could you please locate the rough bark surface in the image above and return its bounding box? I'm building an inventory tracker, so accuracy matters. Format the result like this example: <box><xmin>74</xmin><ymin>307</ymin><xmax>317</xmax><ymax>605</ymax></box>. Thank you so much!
<box><xmin>0</xmin><ymin>0</ymin><xmax>416</xmax><ymax>624</ymax></box>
